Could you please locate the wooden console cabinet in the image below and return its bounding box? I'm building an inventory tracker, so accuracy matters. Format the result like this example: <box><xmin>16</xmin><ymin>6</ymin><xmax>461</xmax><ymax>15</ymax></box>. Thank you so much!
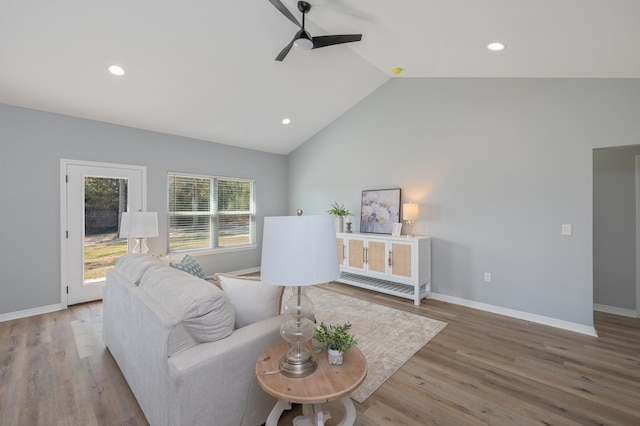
<box><xmin>335</xmin><ymin>233</ymin><xmax>431</xmax><ymax>305</ymax></box>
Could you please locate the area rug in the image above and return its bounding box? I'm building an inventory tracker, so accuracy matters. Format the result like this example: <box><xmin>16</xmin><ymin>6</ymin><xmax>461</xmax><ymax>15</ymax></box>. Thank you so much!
<box><xmin>305</xmin><ymin>286</ymin><xmax>447</xmax><ymax>403</ymax></box>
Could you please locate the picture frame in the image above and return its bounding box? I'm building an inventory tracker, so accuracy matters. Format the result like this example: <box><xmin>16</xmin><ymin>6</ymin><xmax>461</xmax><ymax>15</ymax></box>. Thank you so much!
<box><xmin>360</xmin><ymin>188</ymin><xmax>401</xmax><ymax>234</ymax></box>
<box><xmin>392</xmin><ymin>223</ymin><xmax>402</xmax><ymax>237</ymax></box>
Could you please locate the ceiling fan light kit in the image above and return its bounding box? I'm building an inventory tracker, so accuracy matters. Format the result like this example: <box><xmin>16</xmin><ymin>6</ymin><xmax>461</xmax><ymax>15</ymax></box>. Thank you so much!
<box><xmin>269</xmin><ymin>0</ymin><xmax>363</xmax><ymax>61</ymax></box>
<box><xmin>293</xmin><ymin>33</ymin><xmax>314</xmax><ymax>50</ymax></box>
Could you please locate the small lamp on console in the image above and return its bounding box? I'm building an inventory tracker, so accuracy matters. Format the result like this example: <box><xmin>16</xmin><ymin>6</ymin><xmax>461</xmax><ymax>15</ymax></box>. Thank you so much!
<box><xmin>402</xmin><ymin>203</ymin><xmax>419</xmax><ymax>237</ymax></box>
<box><xmin>119</xmin><ymin>211</ymin><xmax>159</xmax><ymax>254</ymax></box>
<box><xmin>261</xmin><ymin>210</ymin><xmax>340</xmax><ymax>378</ymax></box>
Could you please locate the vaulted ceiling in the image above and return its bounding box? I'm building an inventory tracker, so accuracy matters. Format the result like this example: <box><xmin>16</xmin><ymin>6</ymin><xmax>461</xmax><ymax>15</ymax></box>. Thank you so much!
<box><xmin>1</xmin><ymin>0</ymin><xmax>639</xmax><ymax>154</ymax></box>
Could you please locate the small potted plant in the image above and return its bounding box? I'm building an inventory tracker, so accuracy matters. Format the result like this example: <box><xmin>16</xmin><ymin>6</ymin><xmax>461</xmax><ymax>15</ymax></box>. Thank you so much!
<box><xmin>313</xmin><ymin>322</ymin><xmax>357</xmax><ymax>365</ymax></box>
<box><xmin>327</xmin><ymin>202</ymin><xmax>352</xmax><ymax>233</ymax></box>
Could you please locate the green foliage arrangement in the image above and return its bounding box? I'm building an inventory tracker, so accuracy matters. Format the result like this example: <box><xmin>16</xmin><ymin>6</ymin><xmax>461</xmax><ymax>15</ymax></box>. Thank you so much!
<box><xmin>313</xmin><ymin>322</ymin><xmax>357</xmax><ymax>353</ymax></box>
<box><xmin>327</xmin><ymin>202</ymin><xmax>352</xmax><ymax>217</ymax></box>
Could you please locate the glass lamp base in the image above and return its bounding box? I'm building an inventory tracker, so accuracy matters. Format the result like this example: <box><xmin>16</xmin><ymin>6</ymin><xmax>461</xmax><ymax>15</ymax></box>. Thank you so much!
<box><xmin>279</xmin><ymin>287</ymin><xmax>317</xmax><ymax>378</ymax></box>
<box><xmin>132</xmin><ymin>238</ymin><xmax>149</xmax><ymax>254</ymax></box>
<box><xmin>279</xmin><ymin>347</ymin><xmax>317</xmax><ymax>378</ymax></box>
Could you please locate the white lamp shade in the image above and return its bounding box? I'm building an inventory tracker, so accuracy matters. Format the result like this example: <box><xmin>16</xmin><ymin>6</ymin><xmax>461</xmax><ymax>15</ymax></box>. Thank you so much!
<box><xmin>119</xmin><ymin>212</ymin><xmax>159</xmax><ymax>238</ymax></box>
<box><xmin>402</xmin><ymin>203</ymin><xmax>419</xmax><ymax>221</ymax></box>
<box><xmin>261</xmin><ymin>215</ymin><xmax>340</xmax><ymax>286</ymax></box>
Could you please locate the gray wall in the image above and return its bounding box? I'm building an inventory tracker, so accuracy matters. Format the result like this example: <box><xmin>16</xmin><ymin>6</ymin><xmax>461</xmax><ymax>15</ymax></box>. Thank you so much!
<box><xmin>593</xmin><ymin>145</ymin><xmax>640</xmax><ymax>310</ymax></box>
<box><xmin>288</xmin><ymin>78</ymin><xmax>640</xmax><ymax>327</ymax></box>
<box><xmin>0</xmin><ymin>104</ymin><xmax>288</xmax><ymax>315</ymax></box>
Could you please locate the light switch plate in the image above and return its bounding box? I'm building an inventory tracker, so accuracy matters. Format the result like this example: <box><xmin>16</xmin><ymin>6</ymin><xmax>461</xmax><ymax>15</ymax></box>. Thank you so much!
<box><xmin>562</xmin><ymin>224</ymin><xmax>572</xmax><ymax>236</ymax></box>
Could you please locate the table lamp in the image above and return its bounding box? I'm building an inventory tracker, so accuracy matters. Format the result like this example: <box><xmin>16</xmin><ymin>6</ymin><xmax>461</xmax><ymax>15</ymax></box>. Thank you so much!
<box><xmin>402</xmin><ymin>203</ymin><xmax>419</xmax><ymax>237</ymax></box>
<box><xmin>119</xmin><ymin>211</ymin><xmax>159</xmax><ymax>254</ymax></box>
<box><xmin>261</xmin><ymin>211</ymin><xmax>340</xmax><ymax>378</ymax></box>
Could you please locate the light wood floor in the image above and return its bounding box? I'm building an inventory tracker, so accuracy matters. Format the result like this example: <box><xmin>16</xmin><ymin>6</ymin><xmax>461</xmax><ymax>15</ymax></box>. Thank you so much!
<box><xmin>1</xmin><ymin>283</ymin><xmax>639</xmax><ymax>425</ymax></box>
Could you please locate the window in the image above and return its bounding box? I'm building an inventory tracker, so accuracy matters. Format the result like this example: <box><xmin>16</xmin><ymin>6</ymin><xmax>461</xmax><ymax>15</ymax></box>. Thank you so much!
<box><xmin>168</xmin><ymin>173</ymin><xmax>256</xmax><ymax>253</ymax></box>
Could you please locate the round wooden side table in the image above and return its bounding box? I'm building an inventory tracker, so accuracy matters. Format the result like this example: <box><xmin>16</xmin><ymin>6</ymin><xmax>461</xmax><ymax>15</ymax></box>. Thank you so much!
<box><xmin>256</xmin><ymin>340</ymin><xmax>367</xmax><ymax>426</ymax></box>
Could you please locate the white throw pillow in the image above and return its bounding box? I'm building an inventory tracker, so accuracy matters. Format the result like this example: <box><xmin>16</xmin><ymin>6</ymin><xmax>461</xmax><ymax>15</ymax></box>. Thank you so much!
<box><xmin>217</xmin><ymin>273</ymin><xmax>283</xmax><ymax>329</ymax></box>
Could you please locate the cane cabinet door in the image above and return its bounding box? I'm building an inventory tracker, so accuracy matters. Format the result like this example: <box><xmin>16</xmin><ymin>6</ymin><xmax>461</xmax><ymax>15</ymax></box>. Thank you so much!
<box><xmin>346</xmin><ymin>237</ymin><xmax>366</xmax><ymax>272</ymax></box>
<box><xmin>336</xmin><ymin>237</ymin><xmax>346</xmax><ymax>267</ymax></box>
<box><xmin>389</xmin><ymin>241</ymin><xmax>413</xmax><ymax>279</ymax></box>
<box><xmin>366</xmin><ymin>240</ymin><xmax>387</xmax><ymax>275</ymax></box>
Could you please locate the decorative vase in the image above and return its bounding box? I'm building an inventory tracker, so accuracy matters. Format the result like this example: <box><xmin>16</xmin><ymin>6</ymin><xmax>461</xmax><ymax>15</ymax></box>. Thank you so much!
<box><xmin>328</xmin><ymin>349</ymin><xmax>344</xmax><ymax>365</ymax></box>
<box><xmin>335</xmin><ymin>216</ymin><xmax>344</xmax><ymax>233</ymax></box>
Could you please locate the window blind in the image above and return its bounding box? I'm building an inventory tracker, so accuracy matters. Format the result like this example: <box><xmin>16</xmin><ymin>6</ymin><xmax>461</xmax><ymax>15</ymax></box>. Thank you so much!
<box><xmin>168</xmin><ymin>173</ymin><xmax>255</xmax><ymax>252</ymax></box>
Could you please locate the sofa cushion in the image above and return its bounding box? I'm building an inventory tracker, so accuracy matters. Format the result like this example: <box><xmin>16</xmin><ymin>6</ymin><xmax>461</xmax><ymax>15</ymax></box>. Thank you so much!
<box><xmin>217</xmin><ymin>273</ymin><xmax>283</xmax><ymax>329</ymax></box>
<box><xmin>139</xmin><ymin>266</ymin><xmax>234</xmax><ymax>343</ymax></box>
<box><xmin>170</xmin><ymin>255</ymin><xmax>205</xmax><ymax>279</ymax></box>
<box><xmin>114</xmin><ymin>253</ymin><xmax>163</xmax><ymax>285</ymax></box>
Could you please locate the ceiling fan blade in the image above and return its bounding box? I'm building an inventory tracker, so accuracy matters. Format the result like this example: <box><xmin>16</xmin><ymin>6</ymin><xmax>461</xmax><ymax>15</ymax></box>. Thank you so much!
<box><xmin>268</xmin><ymin>0</ymin><xmax>301</xmax><ymax>27</ymax></box>
<box><xmin>312</xmin><ymin>34</ymin><xmax>362</xmax><ymax>49</ymax></box>
<box><xmin>276</xmin><ymin>39</ymin><xmax>295</xmax><ymax>61</ymax></box>
<box><xmin>276</xmin><ymin>29</ymin><xmax>306</xmax><ymax>61</ymax></box>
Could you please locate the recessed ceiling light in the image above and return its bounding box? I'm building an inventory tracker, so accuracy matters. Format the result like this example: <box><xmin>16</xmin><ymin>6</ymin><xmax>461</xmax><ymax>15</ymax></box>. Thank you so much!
<box><xmin>108</xmin><ymin>65</ymin><xmax>125</xmax><ymax>76</ymax></box>
<box><xmin>487</xmin><ymin>42</ymin><xmax>506</xmax><ymax>52</ymax></box>
<box><xmin>282</xmin><ymin>118</ymin><xmax>291</xmax><ymax>125</ymax></box>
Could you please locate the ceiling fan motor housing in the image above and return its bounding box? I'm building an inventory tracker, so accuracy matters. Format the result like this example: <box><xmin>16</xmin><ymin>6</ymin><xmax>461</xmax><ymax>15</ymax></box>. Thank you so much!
<box><xmin>298</xmin><ymin>1</ymin><xmax>311</xmax><ymax>13</ymax></box>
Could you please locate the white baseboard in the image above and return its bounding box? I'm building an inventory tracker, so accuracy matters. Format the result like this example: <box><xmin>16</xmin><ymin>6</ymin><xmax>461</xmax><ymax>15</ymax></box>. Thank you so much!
<box><xmin>593</xmin><ymin>303</ymin><xmax>637</xmax><ymax>318</ymax></box>
<box><xmin>0</xmin><ymin>303</ymin><xmax>65</xmax><ymax>323</ymax></box>
<box><xmin>431</xmin><ymin>293</ymin><xmax>598</xmax><ymax>337</ymax></box>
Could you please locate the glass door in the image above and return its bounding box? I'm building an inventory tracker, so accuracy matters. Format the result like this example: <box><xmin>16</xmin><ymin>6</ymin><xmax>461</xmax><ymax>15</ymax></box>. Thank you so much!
<box><xmin>83</xmin><ymin>177</ymin><xmax>129</xmax><ymax>284</ymax></box>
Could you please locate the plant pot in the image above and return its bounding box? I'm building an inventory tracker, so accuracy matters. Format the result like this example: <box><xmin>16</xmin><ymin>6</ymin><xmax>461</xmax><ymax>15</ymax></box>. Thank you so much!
<box><xmin>328</xmin><ymin>349</ymin><xmax>344</xmax><ymax>365</ymax></box>
<box><xmin>335</xmin><ymin>216</ymin><xmax>344</xmax><ymax>233</ymax></box>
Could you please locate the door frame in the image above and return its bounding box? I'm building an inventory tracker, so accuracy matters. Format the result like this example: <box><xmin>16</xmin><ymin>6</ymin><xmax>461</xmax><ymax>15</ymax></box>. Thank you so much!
<box><xmin>60</xmin><ymin>159</ymin><xmax>147</xmax><ymax>308</ymax></box>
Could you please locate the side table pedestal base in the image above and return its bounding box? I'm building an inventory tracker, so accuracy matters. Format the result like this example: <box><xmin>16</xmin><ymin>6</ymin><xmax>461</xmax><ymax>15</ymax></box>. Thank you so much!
<box><xmin>293</xmin><ymin>403</ymin><xmax>331</xmax><ymax>426</ymax></box>
<box><xmin>265</xmin><ymin>400</ymin><xmax>291</xmax><ymax>426</ymax></box>
<box><xmin>288</xmin><ymin>397</ymin><xmax>356</xmax><ymax>426</ymax></box>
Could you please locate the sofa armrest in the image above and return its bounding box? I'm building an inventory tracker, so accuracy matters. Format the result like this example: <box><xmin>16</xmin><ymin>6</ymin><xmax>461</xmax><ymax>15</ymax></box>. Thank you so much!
<box><xmin>167</xmin><ymin>314</ymin><xmax>286</xmax><ymax>426</ymax></box>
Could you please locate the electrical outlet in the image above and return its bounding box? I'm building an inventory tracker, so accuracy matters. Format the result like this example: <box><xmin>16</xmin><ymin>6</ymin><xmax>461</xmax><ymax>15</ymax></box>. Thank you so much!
<box><xmin>562</xmin><ymin>224</ymin><xmax>572</xmax><ymax>236</ymax></box>
<box><xmin>484</xmin><ymin>272</ymin><xmax>492</xmax><ymax>283</ymax></box>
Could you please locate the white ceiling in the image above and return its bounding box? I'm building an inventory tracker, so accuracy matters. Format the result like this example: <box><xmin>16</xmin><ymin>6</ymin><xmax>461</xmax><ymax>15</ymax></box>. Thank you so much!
<box><xmin>1</xmin><ymin>0</ymin><xmax>639</xmax><ymax>154</ymax></box>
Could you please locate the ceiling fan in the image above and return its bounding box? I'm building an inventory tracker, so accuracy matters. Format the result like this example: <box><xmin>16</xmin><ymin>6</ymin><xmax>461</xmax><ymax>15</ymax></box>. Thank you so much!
<box><xmin>268</xmin><ymin>0</ymin><xmax>362</xmax><ymax>61</ymax></box>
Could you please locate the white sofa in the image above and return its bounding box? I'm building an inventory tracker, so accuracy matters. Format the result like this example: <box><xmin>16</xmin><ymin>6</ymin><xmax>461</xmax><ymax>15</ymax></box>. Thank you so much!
<box><xmin>103</xmin><ymin>254</ymin><xmax>285</xmax><ymax>426</ymax></box>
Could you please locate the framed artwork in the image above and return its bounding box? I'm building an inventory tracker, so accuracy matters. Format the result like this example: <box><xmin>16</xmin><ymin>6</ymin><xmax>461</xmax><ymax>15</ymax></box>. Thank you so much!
<box><xmin>360</xmin><ymin>188</ymin><xmax>401</xmax><ymax>234</ymax></box>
